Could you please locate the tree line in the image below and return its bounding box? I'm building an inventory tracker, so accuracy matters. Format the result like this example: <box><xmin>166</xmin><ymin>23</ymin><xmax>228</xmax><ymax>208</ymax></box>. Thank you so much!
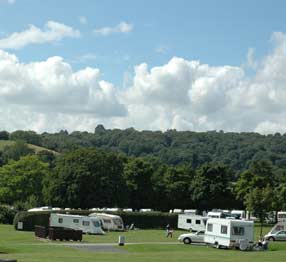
<box><xmin>0</xmin><ymin>136</ymin><xmax>286</xmax><ymax>226</ymax></box>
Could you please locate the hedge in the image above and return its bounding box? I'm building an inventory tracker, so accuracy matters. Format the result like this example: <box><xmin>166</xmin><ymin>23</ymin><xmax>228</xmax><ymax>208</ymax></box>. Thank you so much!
<box><xmin>13</xmin><ymin>210</ymin><xmax>178</xmax><ymax>231</ymax></box>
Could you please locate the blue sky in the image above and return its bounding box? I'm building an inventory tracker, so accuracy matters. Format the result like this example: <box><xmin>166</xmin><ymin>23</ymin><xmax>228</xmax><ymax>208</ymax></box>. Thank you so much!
<box><xmin>1</xmin><ymin>0</ymin><xmax>286</xmax><ymax>133</ymax></box>
<box><xmin>1</xmin><ymin>0</ymin><xmax>285</xmax><ymax>85</ymax></box>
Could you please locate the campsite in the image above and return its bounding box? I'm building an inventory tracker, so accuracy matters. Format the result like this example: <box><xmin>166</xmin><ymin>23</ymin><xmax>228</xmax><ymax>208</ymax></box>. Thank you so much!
<box><xmin>0</xmin><ymin>223</ymin><xmax>286</xmax><ymax>262</ymax></box>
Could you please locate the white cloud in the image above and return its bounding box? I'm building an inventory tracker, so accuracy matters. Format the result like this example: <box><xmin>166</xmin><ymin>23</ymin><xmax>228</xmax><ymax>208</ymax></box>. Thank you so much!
<box><xmin>155</xmin><ymin>45</ymin><xmax>169</xmax><ymax>54</ymax></box>
<box><xmin>94</xmin><ymin>21</ymin><xmax>133</xmax><ymax>36</ymax></box>
<box><xmin>0</xmin><ymin>50</ymin><xmax>126</xmax><ymax>132</ymax></box>
<box><xmin>0</xmin><ymin>21</ymin><xmax>80</xmax><ymax>50</ymax></box>
<box><xmin>2</xmin><ymin>31</ymin><xmax>286</xmax><ymax>134</ymax></box>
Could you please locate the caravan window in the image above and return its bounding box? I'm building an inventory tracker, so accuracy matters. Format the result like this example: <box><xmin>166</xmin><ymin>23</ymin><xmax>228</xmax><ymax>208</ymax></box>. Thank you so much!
<box><xmin>207</xmin><ymin>223</ymin><xmax>213</xmax><ymax>232</ymax></box>
<box><xmin>186</xmin><ymin>219</ymin><xmax>192</xmax><ymax>224</ymax></box>
<box><xmin>73</xmin><ymin>219</ymin><xmax>79</xmax><ymax>223</ymax></box>
<box><xmin>195</xmin><ymin>220</ymin><xmax>201</xmax><ymax>224</ymax></box>
<box><xmin>232</xmin><ymin>226</ymin><xmax>244</xmax><ymax>236</ymax></box>
<box><xmin>278</xmin><ymin>214</ymin><xmax>286</xmax><ymax>219</ymax></box>
<box><xmin>221</xmin><ymin>225</ymin><xmax>228</xmax><ymax>234</ymax></box>
<box><xmin>92</xmin><ymin>221</ymin><xmax>100</xmax><ymax>227</ymax></box>
<box><xmin>58</xmin><ymin>218</ymin><xmax>63</xmax><ymax>223</ymax></box>
<box><xmin>82</xmin><ymin>221</ymin><xmax>90</xmax><ymax>226</ymax></box>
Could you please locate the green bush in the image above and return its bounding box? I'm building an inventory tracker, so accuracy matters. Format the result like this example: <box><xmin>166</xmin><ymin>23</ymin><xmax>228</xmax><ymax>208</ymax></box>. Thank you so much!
<box><xmin>0</xmin><ymin>205</ymin><xmax>17</xmax><ymax>224</ymax></box>
<box><xmin>13</xmin><ymin>210</ymin><xmax>178</xmax><ymax>231</ymax></box>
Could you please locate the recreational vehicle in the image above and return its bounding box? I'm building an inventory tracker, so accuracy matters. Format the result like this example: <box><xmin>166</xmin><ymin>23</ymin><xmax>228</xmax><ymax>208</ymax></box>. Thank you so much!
<box><xmin>204</xmin><ymin>218</ymin><xmax>254</xmax><ymax>250</ymax></box>
<box><xmin>89</xmin><ymin>213</ymin><xmax>124</xmax><ymax>231</ymax></box>
<box><xmin>178</xmin><ymin>214</ymin><xmax>208</xmax><ymax>232</ymax></box>
<box><xmin>231</xmin><ymin>210</ymin><xmax>246</xmax><ymax>219</ymax></box>
<box><xmin>278</xmin><ymin>211</ymin><xmax>286</xmax><ymax>222</ymax></box>
<box><xmin>50</xmin><ymin>213</ymin><xmax>105</xmax><ymax>235</ymax></box>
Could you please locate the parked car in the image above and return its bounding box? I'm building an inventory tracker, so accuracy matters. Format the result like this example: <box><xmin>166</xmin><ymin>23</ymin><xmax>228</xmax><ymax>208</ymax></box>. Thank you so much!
<box><xmin>178</xmin><ymin>230</ymin><xmax>205</xmax><ymax>244</ymax></box>
<box><xmin>264</xmin><ymin>230</ymin><xmax>286</xmax><ymax>241</ymax></box>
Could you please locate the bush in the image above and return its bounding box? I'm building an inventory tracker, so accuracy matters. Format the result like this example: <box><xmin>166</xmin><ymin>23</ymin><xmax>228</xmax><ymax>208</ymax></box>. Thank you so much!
<box><xmin>13</xmin><ymin>210</ymin><xmax>178</xmax><ymax>231</ymax></box>
<box><xmin>0</xmin><ymin>205</ymin><xmax>17</xmax><ymax>224</ymax></box>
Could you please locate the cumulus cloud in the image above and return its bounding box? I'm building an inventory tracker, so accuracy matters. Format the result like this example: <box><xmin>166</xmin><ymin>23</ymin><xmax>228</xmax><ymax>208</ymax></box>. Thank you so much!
<box><xmin>0</xmin><ymin>50</ymin><xmax>126</xmax><ymax>132</ymax></box>
<box><xmin>0</xmin><ymin>21</ymin><xmax>80</xmax><ymax>50</ymax></box>
<box><xmin>94</xmin><ymin>22</ymin><xmax>133</xmax><ymax>36</ymax></box>
<box><xmin>2</xmin><ymin>31</ymin><xmax>286</xmax><ymax>134</ymax></box>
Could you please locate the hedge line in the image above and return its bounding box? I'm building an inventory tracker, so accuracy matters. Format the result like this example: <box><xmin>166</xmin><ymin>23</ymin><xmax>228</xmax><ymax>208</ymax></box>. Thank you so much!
<box><xmin>13</xmin><ymin>210</ymin><xmax>178</xmax><ymax>231</ymax></box>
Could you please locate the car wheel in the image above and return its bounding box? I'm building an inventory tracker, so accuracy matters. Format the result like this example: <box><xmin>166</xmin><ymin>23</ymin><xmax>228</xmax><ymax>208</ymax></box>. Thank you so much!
<box><xmin>215</xmin><ymin>242</ymin><xmax>221</xmax><ymax>249</ymax></box>
<box><xmin>268</xmin><ymin>237</ymin><xmax>275</xmax><ymax>241</ymax></box>
<box><xmin>183</xmin><ymin>238</ymin><xmax>192</xmax><ymax>244</ymax></box>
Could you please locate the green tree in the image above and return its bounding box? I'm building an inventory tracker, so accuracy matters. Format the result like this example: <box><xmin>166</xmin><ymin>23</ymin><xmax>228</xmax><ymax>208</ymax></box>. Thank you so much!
<box><xmin>0</xmin><ymin>155</ymin><xmax>49</xmax><ymax>207</ymax></box>
<box><xmin>44</xmin><ymin>148</ymin><xmax>127</xmax><ymax>209</ymax></box>
<box><xmin>2</xmin><ymin>140</ymin><xmax>34</xmax><ymax>163</ymax></box>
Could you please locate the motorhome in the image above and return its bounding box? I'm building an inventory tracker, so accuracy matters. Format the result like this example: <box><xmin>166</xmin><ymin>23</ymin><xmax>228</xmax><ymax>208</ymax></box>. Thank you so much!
<box><xmin>89</xmin><ymin>213</ymin><xmax>124</xmax><ymax>231</ymax></box>
<box><xmin>204</xmin><ymin>218</ymin><xmax>254</xmax><ymax>250</ymax></box>
<box><xmin>231</xmin><ymin>210</ymin><xmax>246</xmax><ymax>219</ymax></box>
<box><xmin>207</xmin><ymin>211</ymin><xmax>224</xmax><ymax>218</ymax></box>
<box><xmin>278</xmin><ymin>211</ymin><xmax>286</xmax><ymax>222</ymax></box>
<box><xmin>178</xmin><ymin>214</ymin><xmax>208</xmax><ymax>232</ymax></box>
<box><xmin>28</xmin><ymin>206</ymin><xmax>52</xmax><ymax>212</ymax></box>
<box><xmin>184</xmin><ymin>209</ymin><xmax>198</xmax><ymax>215</ymax></box>
<box><xmin>50</xmin><ymin>213</ymin><xmax>104</xmax><ymax>235</ymax></box>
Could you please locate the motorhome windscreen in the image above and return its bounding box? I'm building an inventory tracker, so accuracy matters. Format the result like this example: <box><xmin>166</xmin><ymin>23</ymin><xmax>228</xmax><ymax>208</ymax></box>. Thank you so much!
<box><xmin>92</xmin><ymin>221</ymin><xmax>100</xmax><ymax>227</ymax></box>
<box><xmin>114</xmin><ymin>218</ymin><xmax>122</xmax><ymax>226</ymax></box>
<box><xmin>232</xmin><ymin>226</ymin><xmax>244</xmax><ymax>235</ymax></box>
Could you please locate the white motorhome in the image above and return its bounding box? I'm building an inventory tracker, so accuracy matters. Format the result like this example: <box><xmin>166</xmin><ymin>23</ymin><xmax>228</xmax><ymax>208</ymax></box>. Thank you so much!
<box><xmin>231</xmin><ymin>210</ymin><xmax>246</xmax><ymax>220</ymax></box>
<box><xmin>204</xmin><ymin>218</ymin><xmax>254</xmax><ymax>250</ymax></box>
<box><xmin>207</xmin><ymin>211</ymin><xmax>224</xmax><ymax>218</ymax></box>
<box><xmin>89</xmin><ymin>213</ymin><xmax>124</xmax><ymax>231</ymax></box>
<box><xmin>28</xmin><ymin>206</ymin><xmax>52</xmax><ymax>212</ymax></box>
<box><xmin>50</xmin><ymin>213</ymin><xmax>105</xmax><ymax>235</ymax></box>
<box><xmin>178</xmin><ymin>214</ymin><xmax>208</xmax><ymax>232</ymax></box>
<box><xmin>278</xmin><ymin>211</ymin><xmax>286</xmax><ymax>223</ymax></box>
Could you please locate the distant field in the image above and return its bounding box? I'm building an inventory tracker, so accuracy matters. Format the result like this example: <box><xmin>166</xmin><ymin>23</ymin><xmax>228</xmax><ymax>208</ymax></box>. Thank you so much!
<box><xmin>0</xmin><ymin>224</ymin><xmax>286</xmax><ymax>262</ymax></box>
<box><xmin>0</xmin><ymin>140</ymin><xmax>59</xmax><ymax>155</ymax></box>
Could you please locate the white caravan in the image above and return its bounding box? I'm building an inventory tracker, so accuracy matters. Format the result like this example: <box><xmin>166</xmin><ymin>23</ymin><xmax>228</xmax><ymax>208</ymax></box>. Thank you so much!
<box><xmin>207</xmin><ymin>211</ymin><xmax>224</xmax><ymax>218</ymax></box>
<box><xmin>89</xmin><ymin>213</ymin><xmax>124</xmax><ymax>231</ymax></box>
<box><xmin>204</xmin><ymin>218</ymin><xmax>254</xmax><ymax>250</ymax></box>
<box><xmin>50</xmin><ymin>213</ymin><xmax>105</xmax><ymax>235</ymax></box>
<box><xmin>178</xmin><ymin>214</ymin><xmax>208</xmax><ymax>232</ymax></box>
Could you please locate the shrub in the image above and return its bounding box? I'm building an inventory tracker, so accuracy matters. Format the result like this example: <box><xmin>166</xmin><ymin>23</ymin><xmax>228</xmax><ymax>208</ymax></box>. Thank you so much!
<box><xmin>0</xmin><ymin>205</ymin><xmax>17</xmax><ymax>224</ymax></box>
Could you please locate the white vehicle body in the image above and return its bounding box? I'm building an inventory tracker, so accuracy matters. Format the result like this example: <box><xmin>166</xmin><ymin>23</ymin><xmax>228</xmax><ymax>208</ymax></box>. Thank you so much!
<box><xmin>89</xmin><ymin>213</ymin><xmax>124</xmax><ymax>231</ymax></box>
<box><xmin>139</xmin><ymin>209</ymin><xmax>153</xmax><ymax>212</ymax></box>
<box><xmin>264</xmin><ymin>230</ymin><xmax>286</xmax><ymax>241</ymax></box>
<box><xmin>178</xmin><ymin>214</ymin><xmax>208</xmax><ymax>232</ymax></box>
<box><xmin>231</xmin><ymin>210</ymin><xmax>246</xmax><ymax>219</ymax></box>
<box><xmin>28</xmin><ymin>206</ymin><xmax>52</xmax><ymax>212</ymax></box>
<box><xmin>267</xmin><ymin>222</ymin><xmax>286</xmax><ymax>235</ymax></box>
<box><xmin>184</xmin><ymin>209</ymin><xmax>198</xmax><ymax>215</ymax></box>
<box><xmin>178</xmin><ymin>231</ymin><xmax>205</xmax><ymax>244</ymax></box>
<box><xmin>278</xmin><ymin>211</ymin><xmax>286</xmax><ymax>223</ymax></box>
<box><xmin>50</xmin><ymin>213</ymin><xmax>104</xmax><ymax>235</ymax></box>
<box><xmin>204</xmin><ymin>218</ymin><xmax>254</xmax><ymax>250</ymax></box>
<box><xmin>207</xmin><ymin>211</ymin><xmax>224</xmax><ymax>218</ymax></box>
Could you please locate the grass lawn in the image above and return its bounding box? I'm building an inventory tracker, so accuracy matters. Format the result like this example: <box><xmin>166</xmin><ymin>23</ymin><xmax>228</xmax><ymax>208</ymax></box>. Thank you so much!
<box><xmin>0</xmin><ymin>224</ymin><xmax>285</xmax><ymax>262</ymax></box>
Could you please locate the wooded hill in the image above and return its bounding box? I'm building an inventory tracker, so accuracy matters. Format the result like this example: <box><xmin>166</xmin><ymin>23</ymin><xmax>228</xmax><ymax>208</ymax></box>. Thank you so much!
<box><xmin>1</xmin><ymin>126</ymin><xmax>286</xmax><ymax>173</ymax></box>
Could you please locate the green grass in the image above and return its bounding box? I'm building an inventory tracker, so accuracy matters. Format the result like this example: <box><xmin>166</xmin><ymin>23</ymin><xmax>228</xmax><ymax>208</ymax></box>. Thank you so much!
<box><xmin>0</xmin><ymin>140</ymin><xmax>59</xmax><ymax>154</ymax></box>
<box><xmin>0</xmin><ymin>224</ymin><xmax>286</xmax><ymax>262</ymax></box>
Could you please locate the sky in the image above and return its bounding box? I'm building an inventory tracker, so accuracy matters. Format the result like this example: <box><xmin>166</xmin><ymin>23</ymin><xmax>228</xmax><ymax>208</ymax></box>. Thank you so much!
<box><xmin>1</xmin><ymin>0</ymin><xmax>286</xmax><ymax>134</ymax></box>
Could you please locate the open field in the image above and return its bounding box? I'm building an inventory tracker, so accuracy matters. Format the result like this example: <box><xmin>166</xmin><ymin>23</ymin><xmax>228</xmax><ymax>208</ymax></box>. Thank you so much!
<box><xmin>0</xmin><ymin>140</ymin><xmax>59</xmax><ymax>154</ymax></box>
<box><xmin>0</xmin><ymin>224</ymin><xmax>286</xmax><ymax>262</ymax></box>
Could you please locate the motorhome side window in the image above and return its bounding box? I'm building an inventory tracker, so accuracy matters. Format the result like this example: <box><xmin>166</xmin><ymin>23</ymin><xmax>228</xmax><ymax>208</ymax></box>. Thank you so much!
<box><xmin>186</xmin><ymin>219</ymin><xmax>192</xmax><ymax>223</ymax></box>
<box><xmin>73</xmin><ymin>219</ymin><xmax>79</xmax><ymax>223</ymax></box>
<box><xmin>221</xmin><ymin>225</ymin><xmax>227</xmax><ymax>234</ymax></box>
<box><xmin>82</xmin><ymin>221</ymin><xmax>90</xmax><ymax>226</ymax></box>
<box><xmin>195</xmin><ymin>220</ymin><xmax>201</xmax><ymax>224</ymax></box>
<box><xmin>232</xmin><ymin>226</ymin><xmax>244</xmax><ymax>235</ymax></box>
<box><xmin>58</xmin><ymin>218</ymin><xmax>63</xmax><ymax>223</ymax></box>
<box><xmin>207</xmin><ymin>223</ymin><xmax>213</xmax><ymax>232</ymax></box>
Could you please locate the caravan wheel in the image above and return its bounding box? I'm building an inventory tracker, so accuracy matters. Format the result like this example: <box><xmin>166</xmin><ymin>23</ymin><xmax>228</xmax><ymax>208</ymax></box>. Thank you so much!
<box><xmin>214</xmin><ymin>242</ymin><xmax>221</xmax><ymax>249</ymax></box>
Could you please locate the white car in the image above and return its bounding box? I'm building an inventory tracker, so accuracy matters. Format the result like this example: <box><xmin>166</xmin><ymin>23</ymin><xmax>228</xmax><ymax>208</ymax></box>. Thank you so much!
<box><xmin>264</xmin><ymin>230</ymin><xmax>286</xmax><ymax>241</ymax></box>
<box><xmin>178</xmin><ymin>231</ymin><xmax>205</xmax><ymax>244</ymax></box>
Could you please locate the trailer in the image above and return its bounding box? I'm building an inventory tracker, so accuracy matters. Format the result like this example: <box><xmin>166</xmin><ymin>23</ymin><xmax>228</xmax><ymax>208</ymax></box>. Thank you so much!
<box><xmin>177</xmin><ymin>214</ymin><xmax>208</xmax><ymax>232</ymax></box>
<box><xmin>89</xmin><ymin>213</ymin><xmax>124</xmax><ymax>231</ymax></box>
<box><xmin>204</xmin><ymin>218</ymin><xmax>254</xmax><ymax>250</ymax></box>
<box><xmin>50</xmin><ymin>213</ymin><xmax>105</xmax><ymax>235</ymax></box>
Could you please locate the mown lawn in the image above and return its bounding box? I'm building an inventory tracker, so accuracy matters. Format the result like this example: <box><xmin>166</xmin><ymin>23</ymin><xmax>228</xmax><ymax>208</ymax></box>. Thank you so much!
<box><xmin>0</xmin><ymin>224</ymin><xmax>285</xmax><ymax>262</ymax></box>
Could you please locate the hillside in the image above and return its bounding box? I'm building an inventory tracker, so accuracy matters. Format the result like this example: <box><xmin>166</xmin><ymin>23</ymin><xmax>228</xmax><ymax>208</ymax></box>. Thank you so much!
<box><xmin>0</xmin><ymin>140</ymin><xmax>59</xmax><ymax>155</ymax></box>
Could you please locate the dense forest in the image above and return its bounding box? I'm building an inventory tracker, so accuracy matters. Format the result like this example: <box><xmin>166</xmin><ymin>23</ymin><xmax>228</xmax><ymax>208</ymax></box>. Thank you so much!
<box><xmin>2</xmin><ymin>125</ymin><xmax>286</xmax><ymax>174</ymax></box>
<box><xmin>0</xmin><ymin>127</ymin><xmax>286</xmax><ymax>224</ymax></box>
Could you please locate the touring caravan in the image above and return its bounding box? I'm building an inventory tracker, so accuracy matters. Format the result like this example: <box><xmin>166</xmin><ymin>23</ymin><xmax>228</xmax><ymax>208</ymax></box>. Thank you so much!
<box><xmin>204</xmin><ymin>218</ymin><xmax>254</xmax><ymax>250</ymax></box>
<box><xmin>231</xmin><ymin>210</ymin><xmax>246</xmax><ymax>219</ymax></box>
<box><xmin>178</xmin><ymin>214</ymin><xmax>208</xmax><ymax>232</ymax></box>
<box><xmin>50</xmin><ymin>213</ymin><xmax>105</xmax><ymax>235</ymax></box>
<box><xmin>89</xmin><ymin>213</ymin><xmax>124</xmax><ymax>231</ymax></box>
<box><xmin>278</xmin><ymin>211</ymin><xmax>286</xmax><ymax>223</ymax></box>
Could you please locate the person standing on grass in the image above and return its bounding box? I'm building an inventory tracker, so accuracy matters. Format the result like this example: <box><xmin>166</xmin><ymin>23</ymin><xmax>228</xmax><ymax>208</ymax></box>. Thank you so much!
<box><xmin>166</xmin><ymin>224</ymin><xmax>170</xmax><ymax>237</ymax></box>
